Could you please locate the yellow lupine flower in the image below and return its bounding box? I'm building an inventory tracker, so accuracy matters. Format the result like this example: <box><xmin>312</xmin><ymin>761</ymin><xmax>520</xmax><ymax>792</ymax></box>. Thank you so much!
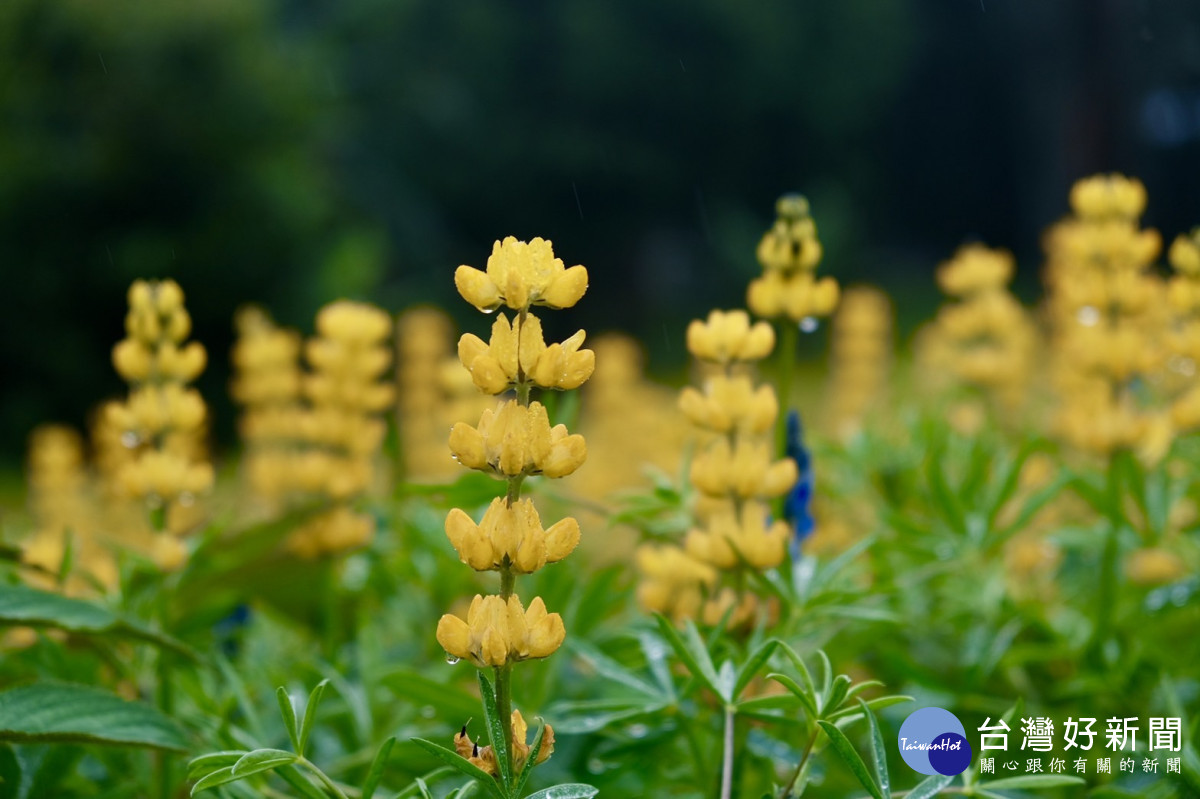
<box><xmin>1069</xmin><ymin>173</ymin><xmax>1148</xmax><ymax>219</ymax></box>
<box><xmin>444</xmin><ymin>497</ymin><xmax>580</xmax><ymax>573</ymax></box>
<box><xmin>455</xmin><ymin>236</ymin><xmax>588</xmax><ymax>312</ymax></box>
<box><xmin>1169</xmin><ymin>229</ymin><xmax>1200</xmax><ymax>277</ymax></box>
<box><xmin>436</xmin><ymin>594</ymin><xmax>566</xmax><ymax>668</ymax></box>
<box><xmin>635</xmin><ymin>543</ymin><xmax>717</xmax><ymax>623</ymax></box>
<box><xmin>1125</xmin><ymin>547</ymin><xmax>1187</xmax><ymax>586</ymax></box>
<box><xmin>457</xmin><ymin>312</ymin><xmax>595</xmax><ymax>394</ymax></box>
<box><xmin>679</xmin><ymin>375</ymin><xmax>778</xmax><ymax>434</ymax></box>
<box><xmin>685</xmin><ymin>500</ymin><xmax>789</xmax><ymax>570</ymax></box>
<box><xmin>686</xmin><ymin>310</ymin><xmax>775</xmax><ymax>363</ymax></box>
<box><xmin>689</xmin><ymin>437</ymin><xmax>797</xmax><ymax>499</ymax></box>
<box><xmin>448</xmin><ymin>400</ymin><xmax>587</xmax><ymax>479</ymax></box>
<box><xmin>746</xmin><ymin>194</ymin><xmax>840</xmax><ymax>321</ymax></box>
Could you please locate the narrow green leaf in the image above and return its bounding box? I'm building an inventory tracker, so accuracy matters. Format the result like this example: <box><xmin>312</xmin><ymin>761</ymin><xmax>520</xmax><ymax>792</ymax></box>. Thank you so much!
<box><xmin>734</xmin><ymin>639</ymin><xmax>779</xmax><ymax>700</ymax></box>
<box><xmin>477</xmin><ymin>671</ymin><xmax>512</xmax><ymax>789</ymax></box>
<box><xmin>764</xmin><ymin>673</ymin><xmax>818</xmax><ymax>721</ymax></box>
<box><xmin>815</xmin><ymin>651</ymin><xmax>833</xmax><ymax>703</ymax></box>
<box><xmin>362</xmin><ymin>735</ymin><xmax>396</xmax><ymax>799</ymax></box>
<box><xmin>926</xmin><ymin>451</ymin><xmax>967</xmax><ymax>535</ymax></box>
<box><xmin>448</xmin><ymin>782</ymin><xmax>479</xmax><ymax>799</ymax></box>
<box><xmin>187</xmin><ymin>751</ymin><xmax>246</xmax><ymax>781</ymax></box>
<box><xmin>860</xmin><ymin>701</ymin><xmax>890</xmax><ymax>799</ymax></box>
<box><xmin>825</xmin><ymin>674</ymin><xmax>852</xmax><ymax>713</ymax></box>
<box><xmin>409</xmin><ymin>738</ymin><xmax>504</xmax><ymax>799</ymax></box>
<box><xmin>512</xmin><ymin>722</ymin><xmax>545</xmax><ymax>797</ymax></box>
<box><xmin>522</xmin><ymin>784</ymin><xmax>598</xmax><ymax>799</ymax></box>
<box><xmin>566</xmin><ymin>639</ymin><xmax>663</xmax><ymax>698</ymax></box>
<box><xmin>817</xmin><ymin>721</ymin><xmax>885</xmax><ymax>799</ymax></box>
<box><xmin>0</xmin><ymin>683</ymin><xmax>186</xmax><ymax>751</ymax></box>
<box><xmin>0</xmin><ymin>584</ymin><xmax>195</xmax><ymax>659</ymax></box>
<box><xmin>230</xmin><ymin>748</ymin><xmax>297</xmax><ymax>778</ymax></box>
<box><xmin>981</xmin><ymin>774</ymin><xmax>1086</xmax><ymax>790</ymax></box>
<box><xmin>190</xmin><ymin>766</ymin><xmax>240</xmax><ymax>795</ymax></box>
<box><xmin>905</xmin><ymin>774</ymin><xmax>953</xmax><ymax>799</ymax></box>
<box><xmin>826</xmin><ymin>695</ymin><xmax>914</xmax><ymax>723</ymax></box>
<box><xmin>298</xmin><ymin>679</ymin><xmax>329</xmax><ymax>756</ymax></box>
<box><xmin>414</xmin><ymin>776</ymin><xmax>434</xmax><ymax>799</ymax></box>
<box><xmin>276</xmin><ymin>687</ymin><xmax>300</xmax><ymax>753</ymax></box>
<box><xmin>653</xmin><ymin>615</ymin><xmax>722</xmax><ymax>699</ymax></box>
<box><xmin>682</xmin><ymin>619</ymin><xmax>726</xmax><ymax>701</ymax></box>
<box><xmin>776</xmin><ymin>643</ymin><xmax>818</xmax><ymax>702</ymax></box>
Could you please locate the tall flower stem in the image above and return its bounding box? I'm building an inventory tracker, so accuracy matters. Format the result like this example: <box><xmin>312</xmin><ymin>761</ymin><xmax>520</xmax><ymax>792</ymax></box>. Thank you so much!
<box><xmin>1092</xmin><ymin>452</ymin><xmax>1123</xmax><ymax>660</ymax></box>
<box><xmin>774</xmin><ymin>320</ymin><xmax>798</xmax><ymax>458</ymax></box>
<box><xmin>719</xmin><ymin>706</ymin><xmax>736</xmax><ymax>799</ymax></box>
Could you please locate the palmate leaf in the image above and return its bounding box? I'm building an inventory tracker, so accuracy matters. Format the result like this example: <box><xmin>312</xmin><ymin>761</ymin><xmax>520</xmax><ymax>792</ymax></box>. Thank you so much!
<box><xmin>0</xmin><ymin>584</ymin><xmax>194</xmax><ymax>659</ymax></box>
<box><xmin>0</xmin><ymin>683</ymin><xmax>186</xmax><ymax>752</ymax></box>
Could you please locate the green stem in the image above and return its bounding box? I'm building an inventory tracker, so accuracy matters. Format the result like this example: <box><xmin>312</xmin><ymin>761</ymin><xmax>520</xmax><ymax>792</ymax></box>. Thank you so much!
<box><xmin>1092</xmin><ymin>452</ymin><xmax>1123</xmax><ymax>658</ymax></box>
<box><xmin>719</xmin><ymin>706</ymin><xmax>736</xmax><ymax>799</ymax></box>
<box><xmin>779</xmin><ymin>728</ymin><xmax>819</xmax><ymax>799</ymax></box>
<box><xmin>155</xmin><ymin>577</ymin><xmax>174</xmax><ymax>799</ymax></box>
<box><xmin>494</xmin><ymin>663</ymin><xmax>514</xmax><ymax>787</ymax></box>
<box><xmin>298</xmin><ymin>757</ymin><xmax>351</xmax><ymax>799</ymax></box>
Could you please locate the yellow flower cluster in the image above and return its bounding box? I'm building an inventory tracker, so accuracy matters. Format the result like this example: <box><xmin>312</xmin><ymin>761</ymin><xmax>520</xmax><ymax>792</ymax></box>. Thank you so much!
<box><xmin>107</xmin><ymin>280</ymin><xmax>213</xmax><ymax>571</ymax></box>
<box><xmin>922</xmin><ymin>244</ymin><xmax>1037</xmax><ymax>415</ymax></box>
<box><xmin>437</xmin><ymin>237</ymin><xmax>590</xmax><ymax>675</ymax></box>
<box><xmin>1044</xmin><ymin>174</ymin><xmax>1168</xmax><ymax>457</ymax></box>
<box><xmin>230</xmin><ymin>307</ymin><xmax>304</xmax><ymax>505</ymax></box>
<box><xmin>22</xmin><ymin>425</ymin><xmax>116</xmax><ymax>592</ymax></box>
<box><xmin>638</xmin><ymin>310</ymin><xmax>796</xmax><ymax>627</ymax></box>
<box><xmin>824</xmin><ymin>286</ymin><xmax>893</xmax><ymax>438</ymax></box>
<box><xmin>287</xmin><ymin>300</ymin><xmax>394</xmax><ymax>558</ymax></box>
<box><xmin>747</xmin><ymin>195</ymin><xmax>840</xmax><ymax>322</ymax></box>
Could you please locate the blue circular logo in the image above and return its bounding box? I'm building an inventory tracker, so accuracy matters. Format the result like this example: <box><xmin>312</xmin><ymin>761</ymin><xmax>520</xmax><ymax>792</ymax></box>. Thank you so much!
<box><xmin>897</xmin><ymin>707</ymin><xmax>972</xmax><ymax>776</ymax></box>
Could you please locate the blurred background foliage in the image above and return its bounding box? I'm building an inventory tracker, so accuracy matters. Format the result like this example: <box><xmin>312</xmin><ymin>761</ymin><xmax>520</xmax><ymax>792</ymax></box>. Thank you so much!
<box><xmin>3</xmin><ymin>0</ymin><xmax>1200</xmax><ymax>466</ymax></box>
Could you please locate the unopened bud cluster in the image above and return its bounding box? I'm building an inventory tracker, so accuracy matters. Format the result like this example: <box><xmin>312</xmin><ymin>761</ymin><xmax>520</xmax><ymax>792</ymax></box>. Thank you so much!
<box><xmin>747</xmin><ymin>195</ymin><xmax>840</xmax><ymax>322</ymax></box>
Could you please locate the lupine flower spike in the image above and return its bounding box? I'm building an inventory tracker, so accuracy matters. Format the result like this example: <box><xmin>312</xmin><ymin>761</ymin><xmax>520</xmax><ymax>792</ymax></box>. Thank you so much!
<box><xmin>437</xmin><ymin>236</ymin><xmax>593</xmax><ymax>779</ymax></box>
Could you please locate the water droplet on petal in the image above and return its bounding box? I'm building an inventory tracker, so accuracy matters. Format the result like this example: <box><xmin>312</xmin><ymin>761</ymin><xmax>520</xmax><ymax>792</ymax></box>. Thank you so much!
<box><xmin>445</xmin><ymin>654</ymin><xmax>461</xmax><ymax>665</ymax></box>
<box><xmin>121</xmin><ymin>432</ymin><xmax>140</xmax><ymax>449</ymax></box>
<box><xmin>1076</xmin><ymin>306</ymin><xmax>1101</xmax><ymax>326</ymax></box>
<box><xmin>799</xmin><ymin>316</ymin><xmax>819</xmax><ymax>333</ymax></box>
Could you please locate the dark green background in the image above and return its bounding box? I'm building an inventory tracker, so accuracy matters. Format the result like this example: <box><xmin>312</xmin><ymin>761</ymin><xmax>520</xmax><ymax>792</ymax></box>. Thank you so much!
<box><xmin>3</xmin><ymin>0</ymin><xmax>1199</xmax><ymax>466</ymax></box>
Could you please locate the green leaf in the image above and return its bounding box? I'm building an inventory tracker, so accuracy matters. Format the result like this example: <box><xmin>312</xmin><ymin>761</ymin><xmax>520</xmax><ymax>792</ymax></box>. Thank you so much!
<box><xmin>449</xmin><ymin>782</ymin><xmax>480</xmax><ymax>799</ymax></box>
<box><xmin>0</xmin><ymin>745</ymin><xmax>21</xmax><ymax>799</ymax></box>
<box><xmin>981</xmin><ymin>774</ymin><xmax>1086</xmax><ymax>790</ymax></box>
<box><xmin>817</xmin><ymin>721</ymin><xmax>884</xmax><ymax>799</ymax></box>
<box><xmin>298</xmin><ymin>679</ymin><xmax>329</xmax><ymax>756</ymax></box>
<box><xmin>826</xmin><ymin>696</ymin><xmax>913</xmax><ymax>723</ymax></box>
<box><xmin>906</xmin><ymin>774</ymin><xmax>953</xmax><ymax>799</ymax></box>
<box><xmin>824</xmin><ymin>674</ymin><xmax>852</xmax><ymax>713</ymax></box>
<box><xmin>190</xmin><ymin>766</ymin><xmax>240</xmax><ymax>795</ymax></box>
<box><xmin>522</xmin><ymin>784</ymin><xmax>598</xmax><ymax>799</ymax></box>
<box><xmin>860</xmin><ymin>701</ymin><xmax>890</xmax><ymax>799</ymax></box>
<box><xmin>512</xmin><ymin>722</ymin><xmax>545</xmax><ymax>797</ymax></box>
<box><xmin>0</xmin><ymin>584</ymin><xmax>195</xmax><ymax>659</ymax></box>
<box><xmin>653</xmin><ymin>615</ymin><xmax>723</xmax><ymax>700</ymax></box>
<box><xmin>187</xmin><ymin>751</ymin><xmax>246</xmax><ymax>781</ymax></box>
<box><xmin>734</xmin><ymin>639</ymin><xmax>780</xmax><ymax>700</ymax></box>
<box><xmin>0</xmin><ymin>683</ymin><xmax>186</xmax><ymax>751</ymax></box>
<box><xmin>776</xmin><ymin>643</ymin><xmax>818</xmax><ymax>703</ymax></box>
<box><xmin>410</xmin><ymin>738</ymin><xmax>504</xmax><ymax>799</ymax></box>
<box><xmin>362</xmin><ymin>735</ymin><xmax>396</xmax><ymax>799</ymax></box>
<box><xmin>926</xmin><ymin>451</ymin><xmax>967</xmax><ymax>535</ymax></box>
<box><xmin>230</xmin><ymin>748</ymin><xmax>298</xmax><ymax>778</ymax></box>
<box><xmin>765</xmin><ymin>673</ymin><xmax>818</xmax><ymax>721</ymax></box>
<box><xmin>276</xmin><ymin>687</ymin><xmax>301</xmax><ymax>753</ymax></box>
<box><xmin>477</xmin><ymin>671</ymin><xmax>512</xmax><ymax>789</ymax></box>
<box><xmin>567</xmin><ymin>639</ymin><xmax>663</xmax><ymax>698</ymax></box>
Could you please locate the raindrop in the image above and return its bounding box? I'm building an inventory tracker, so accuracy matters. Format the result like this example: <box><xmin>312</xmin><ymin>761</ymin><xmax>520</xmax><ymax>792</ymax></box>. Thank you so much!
<box><xmin>420</xmin><ymin>705</ymin><xmax>436</xmax><ymax>719</ymax></box>
<box><xmin>587</xmin><ymin>758</ymin><xmax>605</xmax><ymax>774</ymax></box>
<box><xmin>799</xmin><ymin>316</ymin><xmax>819</xmax><ymax>333</ymax></box>
<box><xmin>627</xmin><ymin>723</ymin><xmax>649</xmax><ymax>739</ymax></box>
<box><xmin>120</xmin><ymin>431</ymin><xmax>140</xmax><ymax>449</ymax></box>
<box><xmin>481</xmin><ymin>307</ymin><xmax>498</xmax><ymax>315</ymax></box>
<box><xmin>1076</xmin><ymin>306</ymin><xmax>1101</xmax><ymax>327</ymax></box>
<box><xmin>445</xmin><ymin>654</ymin><xmax>461</xmax><ymax>665</ymax></box>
